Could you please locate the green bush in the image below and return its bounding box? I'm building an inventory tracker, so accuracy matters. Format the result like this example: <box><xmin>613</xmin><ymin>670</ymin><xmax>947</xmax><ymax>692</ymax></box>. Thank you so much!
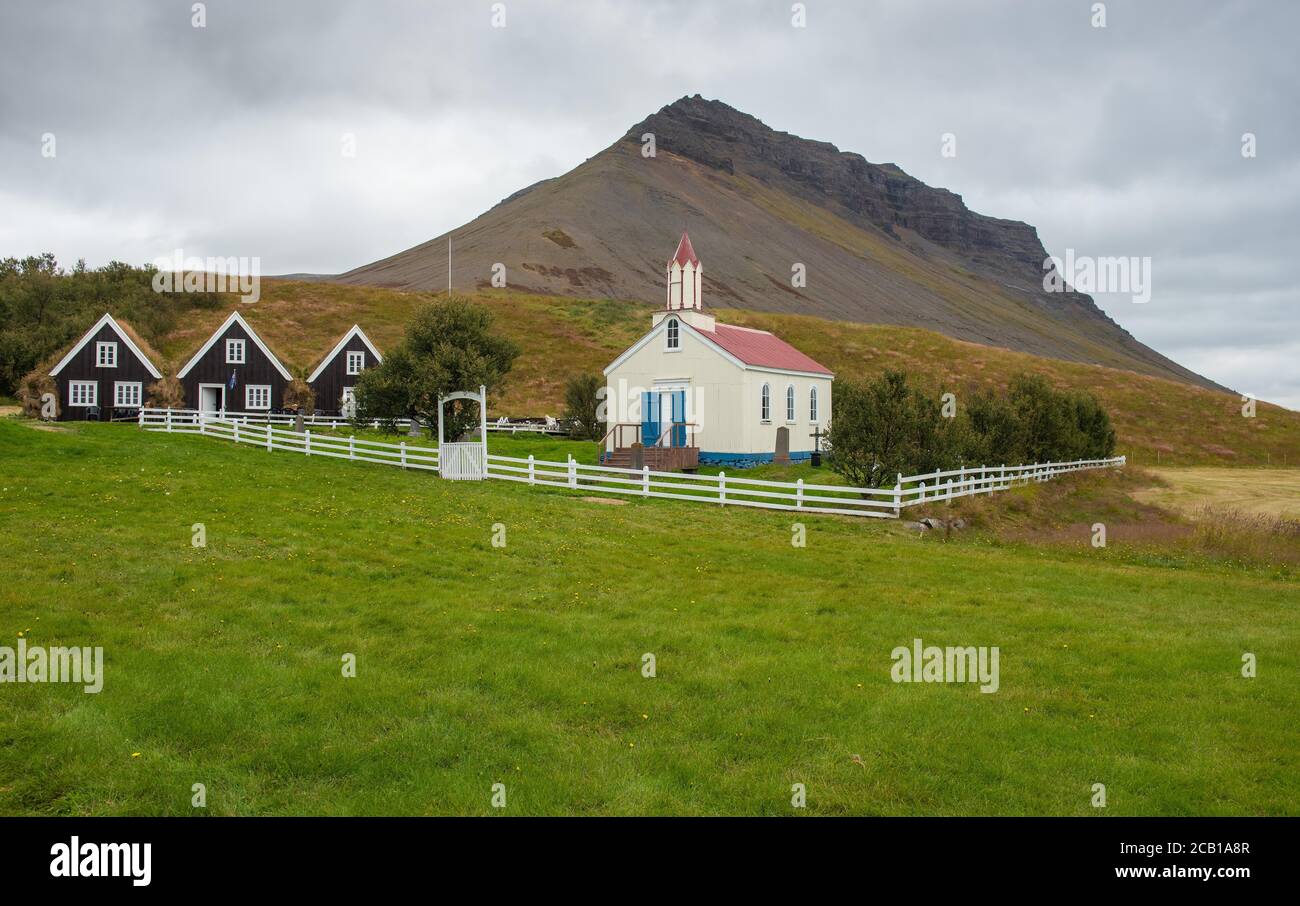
<box><xmin>563</xmin><ymin>373</ymin><xmax>604</xmax><ymax>441</ymax></box>
<box><xmin>827</xmin><ymin>370</ymin><xmax>1116</xmax><ymax>486</ymax></box>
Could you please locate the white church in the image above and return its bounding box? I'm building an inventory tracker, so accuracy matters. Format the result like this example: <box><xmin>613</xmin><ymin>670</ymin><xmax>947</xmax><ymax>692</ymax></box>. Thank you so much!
<box><xmin>603</xmin><ymin>233</ymin><xmax>834</xmax><ymax>468</ymax></box>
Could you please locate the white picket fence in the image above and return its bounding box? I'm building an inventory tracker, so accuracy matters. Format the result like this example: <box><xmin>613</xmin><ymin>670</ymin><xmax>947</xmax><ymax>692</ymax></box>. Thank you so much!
<box><xmin>141</xmin><ymin>412</ymin><xmax>440</xmax><ymax>471</ymax></box>
<box><xmin>134</xmin><ymin>407</ymin><xmax>565</xmax><ymax>435</ymax></box>
<box><xmin>485</xmin><ymin>452</ymin><xmax>1125</xmax><ymax>518</ymax></box>
<box><xmin>140</xmin><ymin>409</ymin><xmax>1124</xmax><ymax>519</ymax></box>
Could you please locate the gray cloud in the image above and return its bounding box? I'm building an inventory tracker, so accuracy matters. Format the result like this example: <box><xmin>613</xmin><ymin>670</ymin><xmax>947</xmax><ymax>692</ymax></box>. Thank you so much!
<box><xmin>1</xmin><ymin>0</ymin><xmax>1295</xmax><ymax>406</ymax></box>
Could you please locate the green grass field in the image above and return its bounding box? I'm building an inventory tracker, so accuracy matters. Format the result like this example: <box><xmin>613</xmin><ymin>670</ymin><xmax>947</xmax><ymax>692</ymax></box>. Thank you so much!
<box><xmin>1</xmin><ymin>419</ymin><xmax>1296</xmax><ymax>816</ymax></box>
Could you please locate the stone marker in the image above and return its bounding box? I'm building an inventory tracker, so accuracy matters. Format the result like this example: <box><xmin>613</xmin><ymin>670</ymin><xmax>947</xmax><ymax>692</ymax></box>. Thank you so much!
<box><xmin>295</xmin><ymin>410</ymin><xmax>305</xmax><ymax>433</ymax></box>
<box><xmin>630</xmin><ymin>442</ymin><xmax>645</xmax><ymax>471</ymax></box>
<box><xmin>774</xmin><ymin>426</ymin><xmax>791</xmax><ymax>464</ymax></box>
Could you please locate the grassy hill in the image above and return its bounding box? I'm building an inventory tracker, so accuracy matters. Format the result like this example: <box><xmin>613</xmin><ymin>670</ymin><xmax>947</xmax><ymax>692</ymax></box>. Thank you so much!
<box><xmin>157</xmin><ymin>278</ymin><xmax>1300</xmax><ymax>467</ymax></box>
<box><xmin>1</xmin><ymin>419</ymin><xmax>1295</xmax><ymax>816</ymax></box>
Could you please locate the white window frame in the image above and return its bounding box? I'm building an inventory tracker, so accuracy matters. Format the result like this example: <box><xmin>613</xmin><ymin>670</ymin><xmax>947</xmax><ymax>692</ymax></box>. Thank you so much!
<box><xmin>226</xmin><ymin>339</ymin><xmax>246</xmax><ymax>364</ymax></box>
<box><xmin>69</xmin><ymin>380</ymin><xmax>97</xmax><ymax>407</ymax></box>
<box><xmin>96</xmin><ymin>342</ymin><xmax>118</xmax><ymax>368</ymax></box>
<box><xmin>245</xmin><ymin>384</ymin><xmax>271</xmax><ymax>411</ymax></box>
<box><xmin>346</xmin><ymin>350</ymin><xmax>365</xmax><ymax>375</ymax></box>
<box><xmin>760</xmin><ymin>383</ymin><xmax>771</xmax><ymax>423</ymax></box>
<box><xmin>114</xmin><ymin>381</ymin><xmax>142</xmax><ymax>407</ymax></box>
<box><xmin>809</xmin><ymin>386</ymin><xmax>819</xmax><ymax>423</ymax></box>
<box><xmin>785</xmin><ymin>384</ymin><xmax>796</xmax><ymax>423</ymax></box>
<box><xmin>665</xmin><ymin>317</ymin><xmax>680</xmax><ymax>351</ymax></box>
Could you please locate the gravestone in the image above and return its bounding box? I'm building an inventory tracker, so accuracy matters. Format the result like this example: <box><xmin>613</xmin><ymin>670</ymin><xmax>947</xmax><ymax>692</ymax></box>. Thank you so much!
<box><xmin>294</xmin><ymin>411</ymin><xmax>305</xmax><ymax>433</ymax></box>
<box><xmin>408</xmin><ymin>417</ymin><xmax>422</xmax><ymax>437</ymax></box>
<box><xmin>774</xmin><ymin>426</ymin><xmax>791</xmax><ymax>464</ymax></box>
<box><xmin>630</xmin><ymin>442</ymin><xmax>645</xmax><ymax>471</ymax></box>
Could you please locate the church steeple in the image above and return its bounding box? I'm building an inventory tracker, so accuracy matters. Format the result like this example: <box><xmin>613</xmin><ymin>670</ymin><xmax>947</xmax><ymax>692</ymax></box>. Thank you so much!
<box><xmin>666</xmin><ymin>231</ymin><xmax>703</xmax><ymax>311</ymax></box>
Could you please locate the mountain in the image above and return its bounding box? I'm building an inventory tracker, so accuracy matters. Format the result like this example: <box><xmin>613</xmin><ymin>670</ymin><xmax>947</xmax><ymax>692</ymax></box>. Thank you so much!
<box><xmin>335</xmin><ymin>95</ymin><xmax>1216</xmax><ymax>390</ymax></box>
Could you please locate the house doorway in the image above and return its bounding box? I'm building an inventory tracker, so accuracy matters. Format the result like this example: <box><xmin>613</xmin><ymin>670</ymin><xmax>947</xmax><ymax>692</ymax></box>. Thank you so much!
<box><xmin>198</xmin><ymin>384</ymin><xmax>225</xmax><ymax>413</ymax></box>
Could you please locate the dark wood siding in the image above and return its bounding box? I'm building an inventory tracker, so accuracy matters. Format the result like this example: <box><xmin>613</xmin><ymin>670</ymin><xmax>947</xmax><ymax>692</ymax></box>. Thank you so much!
<box><xmin>54</xmin><ymin>323</ymin><xmax>158</xmax><ymax>421</ymax></box>
<box><xmin>180</xmin><ymin>320</ymin><xmax>289</xmax><ymax>412</ymax></box>
<box><xmin>309</xmin><ymin>334</ymin><xmax>376</xmax><ymax>414</ymax></box>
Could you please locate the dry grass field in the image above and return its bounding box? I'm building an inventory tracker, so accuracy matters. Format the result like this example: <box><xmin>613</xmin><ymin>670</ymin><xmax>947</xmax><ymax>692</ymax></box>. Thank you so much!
<box><xmin>1135</xmin><ymin>468</ymin><xmax>1300</xmax><ymax>521</ymax></box>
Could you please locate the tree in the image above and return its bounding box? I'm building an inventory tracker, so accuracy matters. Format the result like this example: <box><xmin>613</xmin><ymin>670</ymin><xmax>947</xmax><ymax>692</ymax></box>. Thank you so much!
<box><xmin>353</xmin><ymin>297</ymin><xmax>519</xmax><ymax>439</ymax></box>
<box><xmin>563</xmin><ymin>373</ymin><xmax>604</xmax><ymax>440</ymax></box>
<box><xmin>825</xmin><ymin>371</ymin><xmax>958</xmax><ymax>488</ymax></box>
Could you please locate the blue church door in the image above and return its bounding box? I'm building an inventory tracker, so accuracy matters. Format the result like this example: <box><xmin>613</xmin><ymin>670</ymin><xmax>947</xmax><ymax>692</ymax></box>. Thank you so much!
<box><xmin>642</xmin><ymin>390</ymin><xmax>686</xmax><ymax>447</ymax></box>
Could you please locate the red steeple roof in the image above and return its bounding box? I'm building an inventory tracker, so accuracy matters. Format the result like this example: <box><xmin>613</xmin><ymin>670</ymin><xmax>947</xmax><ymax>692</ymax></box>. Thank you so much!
<box><xmin>669</xmin><ymin>231</ymin><xmax>699</xmax><ymax>267</ymax></box>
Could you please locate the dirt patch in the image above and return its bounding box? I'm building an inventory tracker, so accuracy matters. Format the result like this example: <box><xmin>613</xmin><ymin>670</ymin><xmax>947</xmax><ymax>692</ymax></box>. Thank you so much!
<box><xmin>582</xmin><ymin>496</ymin><xmax>628</xmax><ymax>506</ymax></box>
<box><xmin>25</xmin><ymin>421</ymin><xmax>69</xmax><ymax>433</ymax></box>
<box><xmin>0</xmin><ymin>406</ymin><xmax>19</xmax><ymax>417</ymax></box>
<box><xmin>542</xmin><ymin>228</ymin><xmax>577</xmax><ymax>249</ymax></box>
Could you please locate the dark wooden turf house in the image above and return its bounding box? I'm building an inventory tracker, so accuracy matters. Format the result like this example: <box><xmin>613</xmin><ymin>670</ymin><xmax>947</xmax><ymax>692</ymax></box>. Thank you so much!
<box><xmin>306</xmin><ymin>324</ymin><xmax>383</xmax><ymax>415</ymax></box>
<box><xmin>176</xmin><ymin>310</ymin><xmax>293</xmax><ymax>413</ymax></box>
<box><xmin>48</xmin><ymin>313</ymin><xmax>164</xmax><ymax>421</ymax></box>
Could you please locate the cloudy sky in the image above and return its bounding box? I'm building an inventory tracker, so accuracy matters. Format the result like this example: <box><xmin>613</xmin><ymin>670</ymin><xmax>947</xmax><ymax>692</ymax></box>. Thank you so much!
<box><xmin>2</xmin><ymin>0</ymin><xmax>1295</xmax><ymax>406</ymax></box>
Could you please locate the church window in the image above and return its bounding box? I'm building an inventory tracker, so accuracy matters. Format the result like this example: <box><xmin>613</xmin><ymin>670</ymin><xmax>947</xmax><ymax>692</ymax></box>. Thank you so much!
<box><xmin>786</xmin><ymin>384</ymin><xmax>796</xmax><ymax>422</ymax></box>
<box><xmin>761</xmin><ymin>383</ymin><xmax>770</xmax><ymax>422</ymax></box>
<box><xmin>666</xmin><ymin>317</ymin><xmax>680</xmax><ymax>350</ymax></box>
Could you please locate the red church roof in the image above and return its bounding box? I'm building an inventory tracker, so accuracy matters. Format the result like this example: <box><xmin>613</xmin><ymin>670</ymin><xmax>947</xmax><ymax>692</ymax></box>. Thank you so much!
<box><xmin>700</xmin><ymin>322</ymin><xmax>833</xmax><ymax>375</ymax></box>
<box><xmin>669</xmin><ymin>231</ymin><xmax>700</xmax><ymax>267</ymax></box>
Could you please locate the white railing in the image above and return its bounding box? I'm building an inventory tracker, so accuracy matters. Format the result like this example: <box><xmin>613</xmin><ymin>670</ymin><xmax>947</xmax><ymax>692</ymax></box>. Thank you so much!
<box><xmin>138</xmin><ymin>408</ymin><xmax>566</xmax><ymax>434</ymax></box>
<box><xmin>483</xmin><ymin>453</ymin><xmax>1124</xmax><ymax>518</ymax></box>
<box><xmin>144</xmin><ymin>413</ymin><xmax>439</xmax><ymax>471</ymax></box>
<box><xmin>485</xmin><ymin>421</ymin><xmax>566</xmax><ymax>435</ymax></box>
<box><xmin>139</xmin><ymin>409</ymin><xmax>1123</xmax><ymax>519</ymax></box>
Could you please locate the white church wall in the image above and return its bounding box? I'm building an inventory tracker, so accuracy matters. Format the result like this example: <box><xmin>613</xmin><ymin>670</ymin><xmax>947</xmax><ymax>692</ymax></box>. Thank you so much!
<box><xmin>741</xmin><ymin>369</ymin><xmax>833</xmax><ymax>464</ymax></box>
<box><xmin>604</xmin><ymin>320</ymin><xmax>747</xmax><ymax>454</ymax></box>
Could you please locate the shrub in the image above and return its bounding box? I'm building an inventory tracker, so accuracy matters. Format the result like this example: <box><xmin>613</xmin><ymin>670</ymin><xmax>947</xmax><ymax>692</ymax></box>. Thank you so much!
<box><xmin>563</xmin><ymin>374</ymin><xmax>604</xmax><ymax>441</ymax></box>
<box><xmin>827</xmin><ymin>370</ymin><xmax>1116</xmax><ymax>486</ymax></box>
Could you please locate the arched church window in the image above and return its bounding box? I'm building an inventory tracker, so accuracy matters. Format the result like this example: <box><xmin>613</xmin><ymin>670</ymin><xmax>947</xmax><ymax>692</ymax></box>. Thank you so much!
<box><xmin>666</xmin><ymin>317</ymin><xmax>680</xmax><ymax>350</ymax></box>
<box><xmin>809</xmin><ymin>386</ymin><xmax>819</xmax><ymax>422</ymax></box>
<box><xmin>761</xmin><ymin>383</ymin><xmax>770</xmax><ymax>422</ymax></box>
<box><xmin>786</xmin><ymin>384</ymin><xmax>796</xmax><ymax>422</ymax></box>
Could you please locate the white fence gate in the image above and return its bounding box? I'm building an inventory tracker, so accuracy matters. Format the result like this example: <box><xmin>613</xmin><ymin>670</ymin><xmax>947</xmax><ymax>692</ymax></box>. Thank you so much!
<box><xmin>440</xmin><ymin>442</ymin><xmax>486</xmax><ymax>480</ymax></box>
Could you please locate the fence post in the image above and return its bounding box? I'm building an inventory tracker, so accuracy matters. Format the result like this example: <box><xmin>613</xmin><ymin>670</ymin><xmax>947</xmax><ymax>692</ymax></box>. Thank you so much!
<box><xmin>946</xmin><ymin>478</ymin><xmax>953</xmax><ymax>503</ymax></box>
<box><xmin>166</xmin><ymin>409</ymin><xmax>173</xmax><ymax>433</ymax></box>
<box><xmin>233</xmin><ymin>421</ymin><xmax>239</xmax><ymax>444</ymax></box>
<box><xmin>568</xmin><ymin>455</ymin><xmax>577</xmax><ymax>489</ymax></box>
<box><xmin>959</xmin><ymin>466</ymin><xmax>965</xmax><ymax>496</ymax></box>
<box><xmin>797</xmin><ymin>478</ymin><xmax>804</xmax><ymax>509</ymax></box>
<box><xmin>642</xmin><ymin>465</ymin><xmax>649</xmax><ymax>497</ymax></box>
<box><xmin>305</xmin><ymin>429</ymin><xmax>311</xmax><ymax>456</ymax></box>
<box><xmin>919</xmin><ymin>480</ymin><xmax>926</xmax><ymax>501</ymax></box>
<box><xmin>349</xmin><ymin>436</ymin><xmax>355</xmax><ymax>460</ymax></box>
<box><xmin>894</xmin><ymin>473</ymin><xmax>902</xmax><ymax>516</ymax></box>
<box><xmin>400</xmin><ymin>441</ymin><xmax>407</xmax><ymax>469</ymax></box>
<box><xmin>266</xmin><ymin>424</ymin><xmax>272</xmax><ymax>452</ymax></box>
<box><xmin>137</xmin><ymin>409</ymin><xmax>144</xmax><ymax>428</ymax></box>
<box><xmin>1000</xmin><ymin>464</ymin><xmax>1005</xmax><ymax>489</ymax></box>
<box><xmin>719</xmin><ymin>471</ymin><xmax>726</xmax><ymax>506</ymax></box>
<box><xmin>528</xmin><ymin>454</ymin><xmax>535</xmax><ymax>485</ymax></box>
